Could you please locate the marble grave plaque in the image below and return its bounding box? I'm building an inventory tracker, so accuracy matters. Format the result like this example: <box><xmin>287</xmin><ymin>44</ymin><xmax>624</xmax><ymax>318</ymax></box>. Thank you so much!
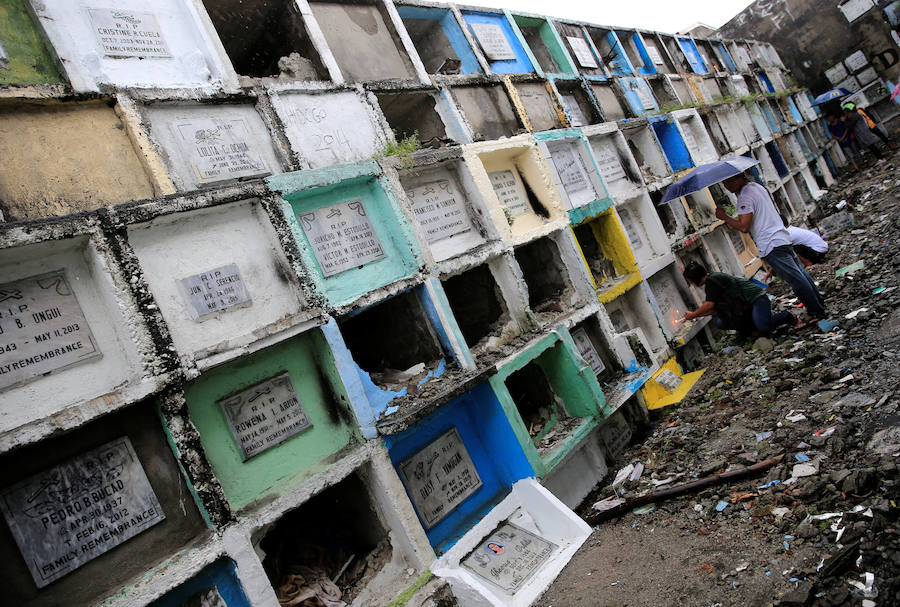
<box><xmin>178</xmin><ymin>263</ymin><xmax>252</xmax><ymax>320</ymax></box>
<box><xmin>566</xmin><ymin>37</ymin><xmax>598</xmax><ymax>68</ymax></box>
<box><xmin>571</xmin><ymin>328</ymin><xmax>606</xmax><ymax>376</ymax></box>
<box><xmin>679</xmin><ymin>122</ymin><xmax>699</xmax><ymax>158</ymax></box>
<box><xmin>561</xmin><ymin>95</ymin><xmax>588</xmax><ymax>126</ymax></box>
<box><xmin>856</xmin><ymin>66</ymin><xmax>878</xmax><ymax>85</ymax></box>
<box><xmin>825</xmin><ymin>62</ymin><xmax>849</xmax><ymax>86</ymax></box>
<box><xmin>219</xmin><ymin>371</ymin><xmax>312</xmax><ymax>461</ymax></box>
<box><xmin>593</xmin><ymin>141</ymin><xmax>628</xmax><ymax>185</ymax></box>
<box><xmin>617</xmin><ymin>207</ymin><xmax>644</xmax><ymax>251</ymax></box>
<box><xmin>0</xmin><ymin>437</ymin><xmax>165</xmax><ymax>587</ymax></box>
<box><xmin>88</xmin><ymin>8</ymin><xmax>171</xmax><ymax>58</ymax></box>
<box><xmin>635</xmin><ymin>85</ymin><xmax>656</xmax><ymax>110</ymax></box>
<box><xmin>298</xmin><ymin>200</ymin><xmax>386</xmax><ymax>277</ymax></box>
<box><xmin>0</xmin><ymin>270</ymin><xmax>101</xmax><ymax>391</ymax></box>
<box><xmin>646</xmin><ymin>45</ymin><xmax>665</xmax><ymax>66</ymax></box>
<box><xmin>173</xmin><ymin>118</ymin><xmax>270</xmax><ymax>184</ymax></box>
<box><xmin>470</xmin><ymin>23</ymin><xmax>516</xmax><ymax>61</ymax></box>
<box><xmin>398</xmin><ymin>427</ymin><xmax>483</xmax><ymax>528</ymax></box>
<box><xmin>599</xmin><ymin>411</ymin><xmax>632</xmax><ymax>457</ymax></box>
<box><xmin>406</xmin><ymin>179</ymin><xmax>475</xmax><ymax>243</ymax></box>
<box><xmin>462</xmin><ymin>520</ymin><xmax>557</xmax><ymax>593</ymax></box>
<box><xmin>548</xmin><ymin>143</ymin><xmax>596</xmax><ymax>206</ymax></box>
<box><xmin>488</xmin><ymin>170</ymin><xmax>530</xmax><ymax>216</ymax></box>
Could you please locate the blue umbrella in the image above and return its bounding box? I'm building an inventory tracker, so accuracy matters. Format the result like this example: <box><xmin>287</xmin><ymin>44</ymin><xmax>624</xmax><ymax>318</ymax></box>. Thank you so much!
<box><xmin>660</xmin><ymin>156</ymin><xmax>760</xmax><ymax>203</ymax></box>
<box><xmin>812</xmin><ymin>88</ymin><xmax>852</xmax><ymax>105</ymax></box>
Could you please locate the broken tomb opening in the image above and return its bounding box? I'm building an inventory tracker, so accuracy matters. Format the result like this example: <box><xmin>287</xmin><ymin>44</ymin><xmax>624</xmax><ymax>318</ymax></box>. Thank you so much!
<box><xmin>202</xmin><ymin>0</ymin><xmax>326</xmax><ymax>79</ymax></box>
<box><xmin>516</xmin><ymin>23</ymin><xmax>562</xmax><ymax>74</ymax></box>
<box><xmin>259</xmin><ymin>472</ymin><xmax>390</xmax><ymax>606</ymax></box>
<box><xmin>514</xmin><ymin>237</ymin><xmax>570</xmax><ymax>312</ymax></box>
<box><xmin>504</xmin><ymin>357</ymin><xmax>571</xmax><ymax>452</ymax></box>
<box><xmin>375</xmin><ymin>92</ymin><xmax>447</xmax><ymax>143</ymax></box>
<box><xmin>573</xmin><ymin>221</ymin><xmax>620</xmax><ymax>287</ymax></box>
<box><xmin>571</xmin><ymin>317</ymin><xmax>618</xmax><ymax>382</ymax></box>
<box><xmin>339</xmin><ymin>290</ymin><xmax>444</xmax><ymax>382</ymax></box>
<box><xmin>400</xmin><ymin>16</ymin><xmax>461</xmax><ymax>75</ymax></box>
<box><xmin>442</xmin><ymin>264</ymin><xmax>507</xmax><ymax>349</ymax></box>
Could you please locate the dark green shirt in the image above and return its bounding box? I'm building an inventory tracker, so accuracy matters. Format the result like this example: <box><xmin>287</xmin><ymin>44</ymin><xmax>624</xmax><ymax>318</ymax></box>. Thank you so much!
<box><xmin>704</xmin><ymin>272</ymin><xmax>765</xmax><ymax>307</ymax></box>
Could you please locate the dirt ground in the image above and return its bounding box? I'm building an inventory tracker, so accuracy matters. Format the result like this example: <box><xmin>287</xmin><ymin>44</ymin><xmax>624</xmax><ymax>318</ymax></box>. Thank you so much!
<box><xmin>537</xmin><ymin>152</ymin><xmax>900</xmax><ymax>607</ymax></box>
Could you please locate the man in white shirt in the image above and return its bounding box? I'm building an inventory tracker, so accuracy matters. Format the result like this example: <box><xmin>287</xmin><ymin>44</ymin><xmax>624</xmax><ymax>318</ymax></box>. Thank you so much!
<box><xmin>783</xmin><ymin>217</ymin><xmax>828</xmax><ymax>267</ymax></box>
<box><xmin>715</xmin><ymin>174</ymin><xmax>826</xmax><ymax>321</ymax></box>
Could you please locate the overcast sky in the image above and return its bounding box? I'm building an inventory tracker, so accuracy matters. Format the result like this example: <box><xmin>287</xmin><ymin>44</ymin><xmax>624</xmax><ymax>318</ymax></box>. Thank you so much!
<box><xmin>469</xmin><ymin>0</ymin><xmax>757</xmax><ymax>35</ymax></box>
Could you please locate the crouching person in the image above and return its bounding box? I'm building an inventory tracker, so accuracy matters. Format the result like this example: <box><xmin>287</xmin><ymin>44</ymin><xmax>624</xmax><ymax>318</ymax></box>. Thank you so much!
<box><xmin>680</xmin><ymin>262</ymin><xmax>795</xmax><ymax>336</ymax></box>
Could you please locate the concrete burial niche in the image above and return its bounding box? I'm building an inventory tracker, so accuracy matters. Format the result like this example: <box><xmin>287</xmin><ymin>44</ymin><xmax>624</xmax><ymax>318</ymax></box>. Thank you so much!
<box><xmin>0</xmin><ymin>100</ymin><xmax>155</xmax><ymax>222</ymax></box>
<box><xmin>551</xmin><ymin>79</ymin><xmax>602</xmax><ymax>127</ymax></box>
<box><xmin>460</xmin><ymin>10</ymin><xmax>533</xmax><ymax>75</ymax></box>
<box><xmin>269</xmin><ymin>88</ymin><xmax>388</xmax><ymax>170</ymax></box>
<box><xmin>512</xmin><ymin>81</ymin><xmax>565</xmax><ymax>132</ymax></box>
<box><xmin>615</xmin><ymin>192</ymin><xmax>674</xmax><ymax>278</ymax></box>
<box><xmin>251</xmin><ymin>465</ymin><xmax>424</xmax><ymax>607</ymax></box>
<box><xmin>489</xmin><ymin>333</ymin><xmax>607</xmax><ymax>477</ymax></box>
<box><xmin>552</xmin><ymin>22</ymin><xmax>605</xmax><ymax>80</ymax></box>
<box><xmin>682</xmin><ymin>188</ymin><xmax>718</xmax><ymax>229</ymax></box>
<box><xmin>440</xmin><ymin>258</ymin><xmax>530</xmax><ymax>359</ymax></box>
<box><xmin>671</xmin><ymin>108</ymin><xmax>718</xmax><ymax>166</ymax></box>
<box><xmin>269</xmin><ymin>162</ymin><xmax>421</xmax><ymax>308</ymax></box>
<box><xmin>759</xmin><ymin>101</ymin><xmax>780</xmax><ymax>135</ymax></box>
<box><xmin>567</xmin><ymin>314</ymin><xmax>626</xmax><ymax>387</ymax></box>
<box><xmin>28</xmin><ymin>0</ymin><xmax>235</xmax><ymax>92</ymax></box>
<box><xmin>617</xmin><ymin>77</ymin><xmax>659</xmax><ymax>117</ymax></box>
<box><xmin>647</xmin><ymin>76</ymin><xmax>679</xmax><ymax>109</ymax></box>
<box><xmin>308</xmin><ymin>0</ymin><xmax>418</xmax><ymax>82</ymax></box>
<box><xmin>534</xmin><ymin>130</ymin><xmax>610</xmax><ymax>220</ymax></box>
<box><xmin>650</xmin><ymin>116</ymin><xmax>694</xmax><ymax>173</ymax></box>
<box><xmin>450</xmin><ymin>84</ymin><xmax>522</xmax><ymax>141</ymax></box>
<box><xmin>621</xmin><ymin>121</ymin><xmax>673</xmax><ymax>188</ymax></box>
<box><xmin>374</xmin><ymin>89</ymin><xmax>454</xmax><ymax>143</ymax></box>
<box><xmin>0</xmin><ymin>0</ymin><xmax>63</xmax><ymax>86</ymax></box>
<box><xmin>0</xmin><ymin>232</ymin><xmax>160</xmax><ymax>444</ymax></box>
<box><xmin>0</xmin><ymin>404</ymin><xmax>206</xmax><ymax>606</ymax></box>
<box><xmin>646</xmin><ymin>264</ymin><xmax>699</xmax><ymax>342</ymax></box>
<box><xmin>649</xmin><ymin>189</ymin><xmax>693</xmax><ymax>246</ymax></box>
<box><xmin>463</xmin><ymin>136</ymin><xmax>567</xmax><ymax>245</ymax></box>
<box><xmin>701</xmin><ymin>111</ymin><xmax>731</xmax><ymax>158</ymax></box>
<box><xmin>748</xmin><ymin>102</ymin><xmax>772</xmax><ymax>142</ymax></box>
<box><xmin>666</xmin><ymin>75</ymin><xmax>695</xmax><ymax>106</ymax></box>
<box><xmin>395</xmin><ymin>4</ymin><xmax>482</xmax><ymax>75</ymax></box>
<box><xmin>582</xmin><ymin>124</ymin><xmax>644</xmax><ymax>202</ymax></box>
<box><xmin>147</xmin><ymin>559</ymin><xmax>251</xmax><ymax>607</ymax></box>
<box><xmin>201</xmin><ymin>0</ymin><xmax>328</xmax><ymax>80</ymax></box>
<box><xmin>734</xmin><ymin>105</ymin><xmax>760</xmax><ymax>145</ymax></box>
<box><xmin>127</xmin><ymin>199</ymin><xmax>315</xmax><ymax>370</ymax></box>
<box><xmin>511</xmin><ymin>15</ymin><xmax>575</xmax><ymax>77</ymax></box>
<box><xmin>712</xmin><ymin>41</ymin><xmax>737</xmax><ymax>72</ymax></box>
<box><xmin>583</xmin><ymin>27</ymin><xmax>633</xmax><ymax>76</ymax></box>
<box><xmin>396</xmin><ymin>155</ymin><xmax>494</xmax><ymax>262</ymax></box>
<box><xmin>725</xmin><ymin>226</ymin><xmax>762</xmax><ymax>278</ymax></box>
<box><xmin>570</xmin><ymin>209</ymin><xmax>641</xmax><ymax>303</ymax></box>
<box><xmin>140</xmin><ymin>102</ymin><xmax>283</xmax><ymax>192</ymax></box>
<box><xmin>183</xmin><ymin>329</ymin><xmax>360</xmax><ymax>512</ymax></box>
<box><xmin>676</xmin><ymin>36</ymin><xmax>707</xmax><ymax>74</ymax></box>
<box><xmin>615</xmin><ymin>30</ymin><xmax>655</xmax><ymax>75</ymax></box>
<box><xmin>714</xmin><ymin>107</ymin><xmax>748</xmax><ymax>153</ymax></box>
<box><xmin>430</xmin><ymin>477</ymin><xmax>590</xmax><ymax>607</ymax></box>
<box><xmin>754</xmin><ymin>145</ymin><xmax>781</xmax><ymax>188</ymax></box>
<box><xmin>658</xmin><ymin>34</ymin><xmax>691</xmax><ymax>73</ymax></box>
<box><xmin>701</xmin><ymin>77</ymin><xmax>725</xmax><ymax>104</ymax></box>
<box><xmin>603</xmin><ymin>285</ymin><xmax>668</xmax><ymax>360</ymax></box>
<box><xmin>703</xmin><ymin>226</ymin><xmax>745</xmax><ymax>277</ymax></box>
<box><xmin>643</xmin><ymin>33</ymin><xmax>678</xmax><ymax>75</ymax></box>
<box><xmin>727</xmin><ymin>74</ymin><xmax>750</xmax><ymax>97</ymax></box>
<box><xmin>590</xmin><ymin>82</ymin><xmax>628</xmax><ymax>121</ymax></box>
<box><xmin>765</xmin><ymin>141</ymin><xmax>790</xmax><ymax>177</ymax></box>
<box><xmin>382</xmin><ymin>382</ymin><xmax>534</xmax><ymax>553</ymax></box>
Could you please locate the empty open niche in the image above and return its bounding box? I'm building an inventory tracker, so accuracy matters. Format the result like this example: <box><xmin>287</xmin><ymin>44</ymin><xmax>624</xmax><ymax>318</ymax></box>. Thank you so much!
<box><xmin>202</xmin><ymin>0</ymin><xmax>326</xmax><ymax>79</ymax></box>
<box><xmin>668</xmin><ymin>77</ymin><xmax>693</xmax><ymax>105</ymax></box>
<box><xmin>339</xmin><ymin>290</ymin><xmax>445</xmax><ymax>387</ymax></box>
<box><xmin>584</xmin><ymin>27</ymin><xmax>627</xmax><ymax>75</ymax></box>
<box><xmin>515</xmin><ymin>82</ymin><xmax>564</xmax><ymax>131</ymax></box>
<box><xmin>701</xmin><ymin>114</ymin><xmax>729</xmax><ymax>156</ymax></box>
<box><xmin>514</xmin><ymin>237</ymin><xmax>571</xmax><ymax>314</ymax></box>
<box><xmin>452</xmin><ymin>85</ymin><xmax>521</xmax><ymax>140</ymax></box>
<box><xmin>605</xmin><ymin>287</ymin><xmax>667</xmax><ymax>355</ymax></box>
<box><xmin>644</xmin><ymin>36</ymin><xmax>676</xmax><ymax>74</ymax></box>
<box><xmin>375</xmin><ymin>92</ymin><xmax>447</xmax><ymax>142</ymax></box>
<box><xmin>310</xmin><ymin>1</ymin><xmax>417</xmax><ymax>81</ymax></box>
<box><xmin>504</xmin><ymin>353</ymin><xmax>581</xmax><ymax>456</ymax></box>
<box><xmin>570</xmin><ymin>317</ymin><xmax>617</xmax><ymax>382</ymax></box>
<box><xmin>684</xmin><ymin>191</ymin><xmax>716</xmax><ymax>226</ymax></box>
<box><xmin>590</xmin><ymin>84</ymin><xmax>627</xmax><ymax>121</ymax></box>
<box><xmin>442</xmin><ymin>264</ymin><xmax>509</xmax><ymax>350</ymax></box>
<box><xmin>554</xmin><ymin>82</ymin><xmax>599</xmax><ymax>127</ymax></box>
<box><xmin>515</xmin><ymin>18</ymin><xmax>563</xmax><ymax>74</ymax></box>
<box><xmin>399</xmin><ymin>15</ymin><xmax>462</xmax><ymax>75</ymax></box>
<box><xmin>259</xmin><ymin>473</ymin><xmax>390</xmax><ymax>606</ymax></box>
<box><xmin>650</xmin><ymin>189</ymin><xmax>691</xmax><ymax>240</ymax></box>
<box><xmin>623</xmin><ymin>125</ymin><xmax>669</xmax><ymax>183</ymax></box>
<box><xmin>572</xmin><ymin>219</ymin><xmax>630</xmax><ymax>291</ymax></box>
<box><xmin>649</xmin><ymin>77</ymin><xmax>678</xmax><ymax>108</ymax></box>
<box><xmin>614</xmin><ymin>31</ymin><xmax>648</xmax><ymax>73</ymax></box>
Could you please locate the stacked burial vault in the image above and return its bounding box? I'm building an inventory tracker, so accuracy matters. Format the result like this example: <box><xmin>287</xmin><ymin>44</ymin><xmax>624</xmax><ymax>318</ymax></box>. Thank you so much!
<box><xmin>0</xmin><ymin>1</ymin><xmax>847</xmax><ymax>606</ymax></box>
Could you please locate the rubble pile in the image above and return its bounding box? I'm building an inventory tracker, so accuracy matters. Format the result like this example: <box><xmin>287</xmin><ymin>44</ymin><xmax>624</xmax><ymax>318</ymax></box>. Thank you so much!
<box><xmin>539</xmin><ymin>157</ymin><xmax>900</xmax><ymax>607</ymax></box>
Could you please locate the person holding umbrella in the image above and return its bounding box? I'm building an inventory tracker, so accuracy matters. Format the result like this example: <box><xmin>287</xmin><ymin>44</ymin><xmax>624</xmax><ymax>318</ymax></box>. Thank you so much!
<box><xmin>715</xmin><ymin>173</ymin><xmax>826</xmax><ymax>323</ymax></box>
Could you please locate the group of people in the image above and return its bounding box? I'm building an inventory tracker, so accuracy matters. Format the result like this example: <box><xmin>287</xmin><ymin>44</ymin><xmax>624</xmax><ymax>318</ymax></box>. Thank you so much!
<box><xmin>826</xmin><ymin>102</ymin><xmax>896</xmax><ymax>172</ymax></box>
<box><xmin>680</xmin><ymin>173</ymin><xmax>829</xmax><ymax>338</ymax></box>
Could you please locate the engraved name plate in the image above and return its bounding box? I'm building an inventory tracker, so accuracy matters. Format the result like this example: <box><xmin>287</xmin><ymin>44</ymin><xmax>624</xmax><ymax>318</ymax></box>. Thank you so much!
<box><xmin>298</xmin><ymin>200</ymin><xmax>386</xmax><ymax>277</ymax></box>
<box><xmin>561</xmin><ymin>95</ymin><xmax>588</xmax><ymax>126</ymax></box>
<box><xmin>0</xmin><ymin>270</ymin><xmax>101</xmax><ymax>391</ymax></box>
<box><xmin>571</xmin><ymin>328</ymin><xmax>606</xmax><ymax>376</ymax></box>
<box><xmin>593</xmin><ymin>143</ymin><xmax>628</xmax><ymax>185</ymax></box>
<box><xmin>488</xmin><ymin>169</ymin><xmax>530</xmax><ymax>216</ymax></box>
<box><xmin>0</xmin><ymin>437</ymin><xmax>165</xmax><ymax>587</ymax></box>
<box><xmin>462</xmin><ymin>520</ymin><xmax>558</xmax><ymax>593</ymax></box>
<box><xmin>550</xmin><ymin>144</ymin><xmax>595</xmax><ymax>202</ymax></box>
<box><xmin>89</xmin><ymin>9</ymin><xmax>171</xmax><ymax>58</ymax></box>
<box><xmin>398</xmin><ymin>427</ymin><xmax>483</xmax><ymax>528</ymax></box>
<box><xmin>173</xmin><ymin>118</ymin><xmax>269</xmax><ymax>184</ymax></box>
<box><xmin>178</xmin><ymin>263</ymin><xmax>251</xmax><ymax>320</ymax></box>
<box><xmin>407</xmin><ymin>179</ymin><xmax>475</xmax><ymax>243</ymax></box>
<box><xmin>646</xmin><ymin>45</ymin><xmax>665</xmax><ymax>66</ymax></box>
<box><xmin>470</xmin><ymin>23</ymin><xmax>516</xmax><ymax>61</ymax></box>
<box><xmin>567</xmin><ymin>37</ymin><xmax>598</xmax><ymax>69</ymax></box>
<box><xmin>219</xmin><ymin>372</ymin><xmax>313</xmax><ymax>461</ymax></box>
<box><xmin>617</xmin><ymin>207</ymin><xmax>644</xmax><ymax>251</ymax></box>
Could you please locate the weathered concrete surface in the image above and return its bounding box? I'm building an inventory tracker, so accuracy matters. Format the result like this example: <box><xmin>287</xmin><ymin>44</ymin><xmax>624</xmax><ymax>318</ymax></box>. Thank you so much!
<box><xmin>0</xmin><ymin>101</ymin><xmax>155</xmax><ymax>221</ymax></box>
<box><xmin>0</xmin><ymin>0</ymin><xmax>62</xmax><ymax>85</ymax></box>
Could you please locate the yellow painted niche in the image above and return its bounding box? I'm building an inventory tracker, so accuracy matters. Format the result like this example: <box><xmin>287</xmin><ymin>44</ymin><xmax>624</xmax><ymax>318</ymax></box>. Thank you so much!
<box><xmin>570</xmin><ymin>209</ymin><xmax>641</xmax><ymax>304</ymax></box>
<box><xmin>642</xmin><ymin>357</ymin><xmax>705</xmax><ymax>410</ymax></box>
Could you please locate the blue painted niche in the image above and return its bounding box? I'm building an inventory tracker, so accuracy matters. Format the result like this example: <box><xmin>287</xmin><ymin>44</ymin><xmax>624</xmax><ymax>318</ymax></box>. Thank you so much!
<box><xmin>765</xmin><ymin>141</ymin><xmax>790</xmax><ymax>177</ymax></box>
<box><xmin>677</xmin><ymin>37</ymin><xmax>708</xmax><ymax>74</ymax></box>
<box><xmin>650</xmin><ymin>116</ymin><xmax>694</xmax><ymax>172</ymax></box>
<box><xmin>461</xmin><ymin>11</ymin><xmax>534</xmax><ymax>74</ymax></box>
<box><xmin>148</xmin><ymin>559</ymin><xmax>251</xmax><ymax>607</ymax></box>
<box><xmin>619</xmin><ymin>76</ymin><xmax>659</xmax><ymax>116</ymax></box>
<box><xmin>396</xmin><ymin>5</ymin><xmax>482</xmax><ymax>75</ymax></box>
<box><xmin>381</xmin><ymin>382</ymin><xmax>534</xmax><ymax>554</ymax></box>
<box><xmin>713</xmin><ymin>41</ymin><xmax>737</xmax><ymax>72</ymax></box>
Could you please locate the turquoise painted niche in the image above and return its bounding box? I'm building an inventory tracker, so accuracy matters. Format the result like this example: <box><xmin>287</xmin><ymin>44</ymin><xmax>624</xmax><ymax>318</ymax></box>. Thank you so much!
<box><xmin>268</xmin><ymin>162</ymin><xmax>422</xmax><ymax>308</ymax></box>
<box><xmin>488</xmin><ymin>330</ymin><xmax>608</xmax><ymax>477</ymax></box>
